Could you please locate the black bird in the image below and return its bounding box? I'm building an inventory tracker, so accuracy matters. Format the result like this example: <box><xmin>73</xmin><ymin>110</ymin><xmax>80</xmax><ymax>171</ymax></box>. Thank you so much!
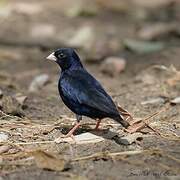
<box><xmin>46</xmin><ymin>48</ymin><xmax>129</xmax><ymax>139</ymax></box>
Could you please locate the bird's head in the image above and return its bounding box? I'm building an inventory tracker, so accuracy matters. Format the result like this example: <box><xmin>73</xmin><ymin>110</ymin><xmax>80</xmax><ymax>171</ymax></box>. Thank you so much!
<box><xmin>46</xmin><ymin>48</ymin><xmax>83</xmax><ymax>71</ymax></box>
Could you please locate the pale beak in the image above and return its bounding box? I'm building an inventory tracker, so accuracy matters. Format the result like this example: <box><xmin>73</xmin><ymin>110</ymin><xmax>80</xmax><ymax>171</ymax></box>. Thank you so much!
<box><xmin>46</xmin><ymin>52</ymin><xmax>57</xmax><ymax>61</ymax></box>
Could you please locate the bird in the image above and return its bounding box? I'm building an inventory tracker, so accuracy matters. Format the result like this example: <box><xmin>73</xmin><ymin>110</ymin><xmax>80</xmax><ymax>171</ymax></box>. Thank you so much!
<box><xmin>46</xmin><ymin>48</ymin><xmax>130</xmax><ymax>140</ymax></box>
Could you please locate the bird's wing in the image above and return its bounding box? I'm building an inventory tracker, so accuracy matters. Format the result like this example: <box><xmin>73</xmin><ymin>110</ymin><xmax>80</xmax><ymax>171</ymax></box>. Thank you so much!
<box><xmin>60</xmin><ymin>70</ymin><xmax>118</xmax><ymax>116</ymax></box>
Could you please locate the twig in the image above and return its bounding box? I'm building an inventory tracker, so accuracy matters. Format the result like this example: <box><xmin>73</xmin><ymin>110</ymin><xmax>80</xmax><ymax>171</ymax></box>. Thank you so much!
<box><xmin>72</xmin><ymin>150</ymin><xmax>145</xmax><ymax>162</ymax></box>
<box><xmin>14</xmin><ymin>140</ymin><xmax>54</xmax><ymax>145</ymax></box>
<box><xmin>127</xmin><ymin>104</ymin><xmax>170</xmax><ymax>135</ymax></box>
<box><xmin>141</xmin><ymin>104</ymin><xmax>170</xmax><ymax>123</ymax></box>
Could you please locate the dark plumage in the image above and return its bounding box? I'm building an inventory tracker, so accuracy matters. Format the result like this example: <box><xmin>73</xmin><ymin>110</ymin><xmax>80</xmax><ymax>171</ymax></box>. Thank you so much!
<box><xmin>46</xmin><ymin>48</ymin><xmax>129</xmax><ymax>137</ymax></box>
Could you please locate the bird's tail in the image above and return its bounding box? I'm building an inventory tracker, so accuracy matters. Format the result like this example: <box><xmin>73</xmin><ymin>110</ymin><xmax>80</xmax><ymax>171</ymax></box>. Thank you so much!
<box><xmin>114</xmin><ymin>115</ymin><xmax>130</xmax><ymax>128</ymax></box>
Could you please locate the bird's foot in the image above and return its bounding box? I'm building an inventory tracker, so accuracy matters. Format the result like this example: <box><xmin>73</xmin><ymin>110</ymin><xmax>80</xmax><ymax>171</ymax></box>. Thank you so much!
<box><xmin>94</xmin><ymin>119</ymin><xmax>102</xmax><ymax>130</ymax></box>
<box><xmin>125</xmin><ymin>121</ymin><xmax>146</xmax><ymax>133</ymax></box>
<box><xmin>54</xmin><ymin>122</ymin><xmax>80</xmax><ymax>143</ymax></box>
<box><xmin>54</xmin><ymin>134</ymin><xmax>75</xmax><ymax>143</ymax></box>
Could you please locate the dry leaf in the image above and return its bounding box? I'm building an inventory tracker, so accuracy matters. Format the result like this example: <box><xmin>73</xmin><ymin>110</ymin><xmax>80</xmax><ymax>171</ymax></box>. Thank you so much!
<box><xmin>14</xmin><ymin>94</ymin><xmax>27</xmax><ymax>105</ymax></box>
<box><xmin>167</xmin><ymin>71</ymin><xmax>180</xmax><ymax>86</ymax></box>
<box><xmin>30</xmin><ymin>150</ymin><xmax>68</xmax><ymax>171</ymax></box>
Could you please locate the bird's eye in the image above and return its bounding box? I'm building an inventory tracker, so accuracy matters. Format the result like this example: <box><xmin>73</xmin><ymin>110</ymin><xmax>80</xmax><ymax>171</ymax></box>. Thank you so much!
<box><xmin>58</xmin><ymin>53</ymin><xmax>65</xmax><ymax>58</ymax></box>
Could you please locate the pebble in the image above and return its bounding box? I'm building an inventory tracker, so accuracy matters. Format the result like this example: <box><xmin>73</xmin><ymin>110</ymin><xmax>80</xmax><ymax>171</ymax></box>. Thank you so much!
<box><xmin>141</xmin><ymin>97</ymin><xmax>165</xmax><ymax>105</ymax></box>
<box><xmin>118</xmin><ymin>133</ymin><xmax>143</xmax><ymax>145</ymax></box>
<box><xmin>0</xmin><ymin>132</ymin><xmax>9</xmax><ymax>142</ymax></box>
<box><xmin>170</xmin><ymin>97</ymin><xmax>180</xmax><ymax>105</ymax></box>
<box><xmin>29</xmin><ymin>74</ymin><xmax>50</xmax><ymax>92</ymax></box>
<box><xmin>101</xmin><ymin>57</ymin><xmax>126</xmax><ymax>76</ymax></box>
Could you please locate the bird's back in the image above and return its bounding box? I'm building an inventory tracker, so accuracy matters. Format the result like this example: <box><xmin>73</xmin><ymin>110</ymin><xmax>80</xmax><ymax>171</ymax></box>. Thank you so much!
<box><xmin>58</xmin><ymin>69</ymin><xmax>120</xmax><ymax>119</ymax></box>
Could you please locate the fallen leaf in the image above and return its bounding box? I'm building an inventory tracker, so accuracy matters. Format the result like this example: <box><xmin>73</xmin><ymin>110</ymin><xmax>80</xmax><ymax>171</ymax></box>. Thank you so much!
<box><xmin>167</xmin><ymin>71</ymin><xmax>180</xmax><ymax>86</ymax></box>
<box><xmin>30</xmin><ymin>150</ymin><xmax>68</xmax><ymax>171</ymax></box>
<box><xmin>14</xmin><ymin>94</ymin><xmax>27</xmax><ymax>105</ymax></box>
<box><xmin>123</xmin><ymin>39</ymin><xmax>164</xmax><ymax>54</ymax></box>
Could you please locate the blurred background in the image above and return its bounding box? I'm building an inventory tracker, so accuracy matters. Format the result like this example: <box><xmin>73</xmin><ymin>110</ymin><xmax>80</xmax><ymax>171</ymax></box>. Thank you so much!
<box><xmin>0</xmin><ymin>0</ymin><xmax>180</xmax><ymax>73</ymax></box>
<box><xmin>0</xmin><ymin>0</ymin><xmax>180</xmax><ymax>179</ymax></box>
<box><xmin>0</xmin><ymin>0</ymin><xmax>180</xmax><ymax>101</ymax></box>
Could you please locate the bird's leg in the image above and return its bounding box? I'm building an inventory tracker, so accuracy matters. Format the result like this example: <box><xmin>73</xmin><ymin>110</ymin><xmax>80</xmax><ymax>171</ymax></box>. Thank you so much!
<box><xmin>54</xmin><ymin>115</ymin><xmax>82</xmax><ymax>143</ymax></box>
<box><xmin>64</xmin><ymin>115</ymin><xmax>82</xmax><ymax>138</ymax></box>
<box><xmin>95</xmin><ymin>119</ymin><xmax>102</xmax><ymax>130</ymax></box>
<box><xmin>63</xmin><ymin>121</ymin><xmax>81</xmax><ymax>138</ymax></box>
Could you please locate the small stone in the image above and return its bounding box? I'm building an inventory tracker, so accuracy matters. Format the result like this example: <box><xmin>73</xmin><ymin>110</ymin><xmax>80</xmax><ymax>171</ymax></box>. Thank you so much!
<box><xmin>101</xmin><ymin>57</ymin><xmax>126</xmax><ymax>76</ymax></box>
<box><xmin>0</xmin><ymin>132</ymin><xmax>9</xmax><ymax>142</ymax></box>
<box><xmin>170</xmin><ymin>97</ymin><xmax>180</xmax><ymax>105</ymax></box>
<box><xmin>141</xmin><ymin>97</ymin><xmax>165</xmax><ymax>105</ymax></box>
<box><xmin>29</xmin><ymin>74</ymin><xmax>50</xmax><ymax>92</ymax></box>
<box><xmin>118</xmin><ymin>133</ymin><xmax>143</xmax><ymax>145</ymax></box>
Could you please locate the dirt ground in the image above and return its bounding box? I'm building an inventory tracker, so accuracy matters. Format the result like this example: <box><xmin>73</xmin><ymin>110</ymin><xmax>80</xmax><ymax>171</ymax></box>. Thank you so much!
<box><xmin>0</xmin><ymin>0</ymin><xmax>180</xmax><ymax>180</ymax></box>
